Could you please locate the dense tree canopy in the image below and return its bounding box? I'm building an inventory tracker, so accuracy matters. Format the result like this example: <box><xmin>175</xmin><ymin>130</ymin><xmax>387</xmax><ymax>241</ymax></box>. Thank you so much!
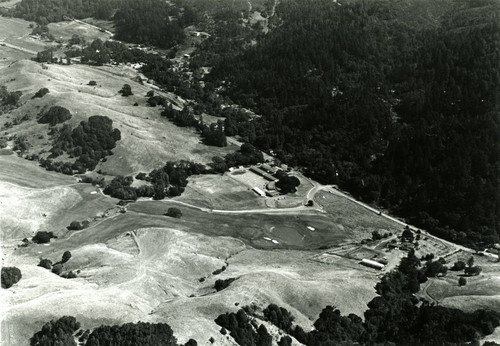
<box><xmin>32</xmin><ymin>231</ymin><xmax>55</xmax><ymax>244</ymax></box>
<box><xmin>37</xmin><ymin>106</ymin><xmax>72</xmax><ymax>126</ymax></box>
<box><xmin>0</xmin><ymin>86</ymin><xmax>22</xmax><ymax>106</ymax></box>
<box><xmin>1</xmin><ymin>267</ymin><xmax>22</xmax><ymax>289</ymax></box>
<box><xmin>197</xmin><ymin>0</ymin><xmax>500</xmax><ymax>247</ymax></box>
<box><xmin>12</xmin><ymin>0</ymin><xmax>124</xmax><ymax>23</ymax></box>
<box><xmin>113</xmin><ymin>0</ymin><xmax>184</xmax><ymax>49</ymax></box>
<box><xmin>86</xmin><ymin>322</ymin><xmax>178</xmax><ymax>346</ymax></box>
<box><xmin>49</xmin><ymin>115</ymin><xmax>121</xmax><ymax>172</ymax></box>
<box><xmin>31</xmin><ymin>318</ymin><xmax>184</xmax><ymax>346</ymax></box>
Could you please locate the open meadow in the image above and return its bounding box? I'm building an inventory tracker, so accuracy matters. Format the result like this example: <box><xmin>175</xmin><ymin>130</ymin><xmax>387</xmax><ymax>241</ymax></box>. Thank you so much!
<box><xmin>0</xmin><ymin>16</ymin><xmax>51</xmax><ymax>59</ymax></box>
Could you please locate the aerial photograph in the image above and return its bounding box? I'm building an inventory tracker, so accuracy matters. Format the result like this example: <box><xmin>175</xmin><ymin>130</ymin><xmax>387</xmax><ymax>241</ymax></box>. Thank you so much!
<box><xmin>0</xmin><ymin>0</ymin><xmax>498</xmax><ymax>345</ymax></box>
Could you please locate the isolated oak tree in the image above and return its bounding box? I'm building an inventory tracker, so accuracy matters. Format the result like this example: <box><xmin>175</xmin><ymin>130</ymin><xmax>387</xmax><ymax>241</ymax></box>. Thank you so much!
<box><xmin>1</xmin><ymin>267</ymin><xmax>22</xmax><ymax>288</ymax></box>
<box><xmin>52</xmin><ymin>263</ymin><xmax>63</xmax><ymax>276</ymax></box>
<box><xmin>165</xmin><ymin>207</ymin><xmax>182</xmax><ymax>218</ymax></box>
<box><xmin>38</xmin><ymin>258</ymin><xmax>53</xmax><ymax>270</ymax></box>
<box><xmin>62</xmin><ymin>251</ymin><xmax>72</xmax><ymax>263</ymax></box>
<box><xmin>119</xmin><ymin>84</ymin><xmax>133</xmax><ymax>96</ymax></box>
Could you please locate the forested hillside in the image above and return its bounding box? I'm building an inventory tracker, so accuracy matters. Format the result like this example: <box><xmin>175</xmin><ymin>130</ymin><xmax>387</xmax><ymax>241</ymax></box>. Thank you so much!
<box><xmin>11</xmin><ymin>0</ymin><xmax>190</xmax><ymax>48</ymax></box>
<box><xmin>12</xmin><ymin>0</ymin><xmax>123</xmax><ymax>22</ymax></box>
<box><xmin>199</xmin><ymin>0</ymin><xmax>500</xmax><ymax>246</ymax></box>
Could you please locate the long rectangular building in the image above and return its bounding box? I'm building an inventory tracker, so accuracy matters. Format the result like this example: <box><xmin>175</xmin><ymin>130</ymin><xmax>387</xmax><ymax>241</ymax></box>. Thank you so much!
<box><xmin>249</xmin><ymin>166</ymin><xmax>278</xmax><ymax>182</ymax></box>
<box><xmin>252</xmin><ymin>186</ymin><xmax>266</xmax><ymax>197</ymax></box>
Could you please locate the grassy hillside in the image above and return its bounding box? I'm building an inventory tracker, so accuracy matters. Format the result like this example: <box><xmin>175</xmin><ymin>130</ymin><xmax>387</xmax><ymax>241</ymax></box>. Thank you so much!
<box><xmin>0</xmin><ymin>60</ymin><xmax>238</xmax><ymax>176</ymax></box>
<box><xmin>1</xmin><ymin>154</ymin><xmax>397</xmax><ymax>345</ymax></box>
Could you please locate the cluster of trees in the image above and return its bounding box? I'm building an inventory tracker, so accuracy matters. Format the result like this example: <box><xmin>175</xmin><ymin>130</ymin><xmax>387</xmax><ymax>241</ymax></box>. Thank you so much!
<box><xmin>30</xmin><ymin>316</ymin><xmax>81</xmax><ymax>346</ymax></box>
<box><xmin>457</xmin><ymin>257</ymin><xmax>483</xmax><ymax>277</ymax></box>
<box><xmin>118</xmin><ymin>83</ymin><xmax>133</xmax><ymax>97</ymax></box>
<box><xmin>80</xmin><ymin>39</ymin><xmax>111</xmax><ymax>66</ymax></box>
<box><xmin>30</xmin><ymin>317</ymin><xmax>196</xmax><ymax>346</ymax></box>
<box><xmin>146</xmin><ymin>92</ymin><xmax>167</xmax><ymax>107</ymax></box>
<box><xmin>38</xmin><ymin>251</ymin><xmax>75</xmax><ymax>277</ymax></box>
<box><xmin>103</xmin><ymin>176</ymin><xmax>140</xmax><ymax>200</ymax></box>
<box><xmin>239</xmin><ymin>251</ymin><xmax>500</xmax><ymax>346</ymax></box>
<box><xmin>37</xmin><ymin>106</ymin><xmax>72</xmax><ymax>126</ymax></box>
<box><xmin>195</xmin><ymin>0</ymin><xmax>500</xmax><ymax>247</ymax></box>
<box><xmin>67</xmin><ymin>220</ymin><xmax>89</xmax><ymax>231</ymax></box>
<box><xmin>214</xmin><ymin>277</ymin><xmax>236</xmax><ymax>292</ymax></box>
<box><xmin>49</xmin><ymin>115</ymin><xmax>121</xmax><ymax>172</ymax></box>
<box><xmin>32</xmin><ymin>87</ymin><xmax>49</xmax><ymax>99</ymax></box>
<box><xmin>12</xmin><ymin>0</ymin><xmax>124</xmax><ymax>23</ymax></box>
<box><xmin>0</xmin><ymin>86</ymin><xmax>22</xmax><ymax>107</ymax></box>
<box><xmin>165</xmin><ymin>207</ymin><xmax>182</xmax><ymax>218</ymax></box>
<box><xmin>86</xmin><ymin>322</ymin><xmax>179</xmax><ymax>346</ymax></box>
<box><xmin>39</xmin><ymin>158</ymin><xmax>75</xmax><ymax>175</ymax></box>
<box><xmin>215</xmin><ymin>310</ymin><xmax>272</xmax><ymax>346</ymax></box>
<box><xmin>371</xmin><ymin>230</ymin><xmax>391</xmax><ymax>241</ymax></box>
<box><xmin>161</xmin><ymin>105</ymin><xmax>227</xmax><ymax>147</ymax></box>
<box><xmin>275</xmin><ymin>172</ymin><xmax>300</xmax><ymax>194</ymax></box>
<box><xmin>147</xmin><ymin>160</ymin><xmax>204</xmax><ymax>199</ymax></box>
<box><xmin>222</xmin><ymin>108</ymin><xmax>257</xmax><ymax>143</ymax></box>
<box><xmin>1</xmin><ymin>267</ymin><xmax>22</xmax><ymax>289</ymax></box>
<box><xmin>36</xmin><ymin>48</ymin><xmax>54</xmax><ymax>63</ymax></box>
<box><xmin>209</xmin><ymin>143</ymin><xmax>264</xmax><ymax>174</ymax></box>
<box><xmin>104</xmin><ymin>160</ymin><xmax>206</xmax><ymax>200</ymax></box>
<box><xmin>162</xmin><ymin>105</ymin><xmax>199</xmax><ymax>127</ymax></box>
<box><xmin>31</xmin><ymin>24</ymin><xmax>54</xmax><ymax>41</ymax></box>
<box><xmin>32</xmin><ymin>231</ymin><xmax>56</xmax><ymax>244</ymax></box>
<box><xmin>113</xmin><ymin>0</ymin><xmax>185</xmax><ymax>49</ymax></box>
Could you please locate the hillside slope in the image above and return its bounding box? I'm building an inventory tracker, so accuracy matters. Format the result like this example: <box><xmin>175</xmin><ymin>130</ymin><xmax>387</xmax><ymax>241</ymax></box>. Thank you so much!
<box><xmin>0</xmin><ymin>60</ymin><xmax>238</xmax><ymax>176</ymax></box>
<box><xmin>1</xmin><ymin>154</ymin><xmax>386</xmax><ymax>345</ymax></box>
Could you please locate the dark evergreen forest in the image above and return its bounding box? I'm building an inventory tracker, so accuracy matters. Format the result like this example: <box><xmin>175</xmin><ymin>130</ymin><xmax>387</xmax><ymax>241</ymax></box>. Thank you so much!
<box><xmin>197</xmin><ymin>0</ymin><xmax>500</xmax><ymax>247</ymax></box>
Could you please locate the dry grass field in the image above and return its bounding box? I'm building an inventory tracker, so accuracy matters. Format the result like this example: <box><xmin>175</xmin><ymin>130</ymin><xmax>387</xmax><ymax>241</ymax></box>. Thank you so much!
<box><xmin>0</xmin><ymin>154</ymin><xmax>391</xmax><ymax>345</ymax></box>
<box><xmin>179</xmin><ymin>173</ymin><xmax>267</xmax><ymax>210</ymax></box>
<box><xmin>0</xmin><ymin>16</ymin><xmax>51</xmax><ymax>59</ymax></box>
<box><xmin>0</xmin><ymin>60</ymin><xmax>239</xmax><ymax>176</ymax></box>
<box><xmin>48</xmin><ymin>20</ymin><xmax>112</xmax><ymax>42</ymax></box>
